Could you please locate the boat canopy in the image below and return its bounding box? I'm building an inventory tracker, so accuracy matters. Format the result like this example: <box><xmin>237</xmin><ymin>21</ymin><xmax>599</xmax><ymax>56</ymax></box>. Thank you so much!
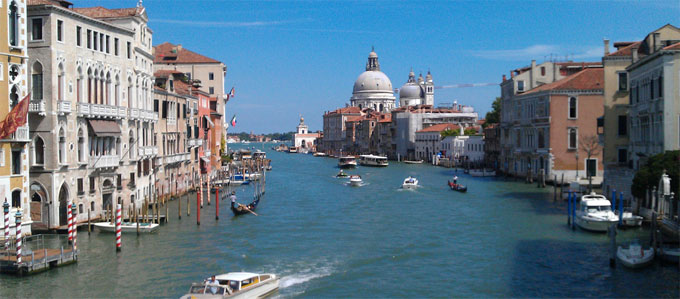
<box><xmin>215</xmin><ymin>272</ymin><xmax>259</xmax><ymax>281</ymax></box>
<box><xmin>359</xmin><ymin>155</ymin><xmax>388</xmax><ymax>160</ymax></box>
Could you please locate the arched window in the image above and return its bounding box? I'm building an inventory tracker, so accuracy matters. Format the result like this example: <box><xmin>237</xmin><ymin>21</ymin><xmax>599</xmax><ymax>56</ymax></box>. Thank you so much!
<box><xmin>32</xmin><ymin>62</ymin><xmax>44</xmax><ymax>100</ymax></box>
<box><xmin>78</xmin><ymin>128</ymin><xmax>86</xmax><ymax>163</ymax></box>
<box><xmin>129</xmin><ymin>130</ymin><xmax>135</xmax><ymax>159</ymax></box>
<box><xmin>99</xmin><ymin>71</ymin><xmax>105</xmax><ymax>103</ymax></box>
<box><xmin>115</xmin><ymin>75</ymin><xmax>120</xmax><ymax>106</ymax></box>
<box><xmin>379</xmin><ymin>104</ymin><xmax>383</xmax><ymax>112</ymax></box>
<box><xmin>11</xmin><ymin>190</ymin><xmax>21</xmax><ymax>208</ymax></box>
<box><xmin>87</xmin><ymin>68</ymin><xmax>93</xmax><ymax>103</ymax></box>
<box><xmin>76</xmin><ymin>67</ymin><xmax>83</xmax><ymax>102</ymax></box>
<box><xmin>116</xmin><ymin>137</ymin><xmax>121</xmax><ymax>157</ymax></box>
<box><xmin>57</xmin><ymin>63</ymin><xmax>65</xmax><ymax>101</ymax></box>
<box><xmin>9</xmin><ymin>85</ymin><xmax>19</xmax><ymax>109</ymax></box>
<box><xmin>9</xmin><ymin>1</ymin><xmax>19</xmax><ymax>47</ymax></box>
<box><xmin>59</xmin><ymin>128</ymin><xmax>66</xmax><ymax>164</ymax></box>
<box><xmin>568</xmin><ymin>128</ymin><xmax>577</xmax><ymax>149</ymax></box>
<box><xmin>568</xmin><ymin>97</ymin><xmax>577</xmax><ymax>119</ymax></box>
<box><xmin>34</xmin><ymin>136</ymin><xmax>45</xmax><ymax>165</ymax></box>
<box><xmin>127</xmin><ymin>77</ymin><xmax>133</xmax><ymax>108</ymax></box>
<box><xmin>106</xmin><ymin>72</ymin><xmax>111</xmax><ymax>105</ymax></box>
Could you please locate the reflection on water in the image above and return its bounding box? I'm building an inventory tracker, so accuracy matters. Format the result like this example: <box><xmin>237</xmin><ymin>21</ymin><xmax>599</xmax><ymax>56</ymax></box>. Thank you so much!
<box><xmin>0</xmin><ymin>143</ymin><xmax>678</xmax><ymax>298</ymax></box>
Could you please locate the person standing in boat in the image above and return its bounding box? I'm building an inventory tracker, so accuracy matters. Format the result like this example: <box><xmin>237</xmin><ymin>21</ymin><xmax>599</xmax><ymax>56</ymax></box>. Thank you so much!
<box><xmin>453</xmin><ymin>175</ymin><xmax>458</xmax><ymax>185</ymax></box>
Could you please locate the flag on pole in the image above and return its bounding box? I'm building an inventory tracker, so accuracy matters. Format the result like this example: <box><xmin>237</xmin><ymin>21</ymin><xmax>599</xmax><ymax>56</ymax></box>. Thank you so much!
<box><xmin>230</xmin><ymin>114</ymin><xmax>237</xmax><ymax>127</ymax></box>
<box><xmin>0</xmin><ymin>93</ymin><xmax>30</xmax><ymax>140</ymax></box>
<box><xmin>229</xmin><ymin>87</ymin><xmax>235</xmax><ymax>98</ymax></box>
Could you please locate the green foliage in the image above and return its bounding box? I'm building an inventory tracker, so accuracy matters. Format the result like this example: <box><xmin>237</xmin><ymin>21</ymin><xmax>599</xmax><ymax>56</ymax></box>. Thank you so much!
<box><xmin>229</xmin><ymin>131</ymin><xmax>296</xmax><ymax>141</ymax></box>
<box><xmin>441</xmin><ymin>129</ymin><xmax>459</xmax><ymax>138</ymax></box>
<box><xmin>631</xmin><ymin>150</ymin><xmax>679</xmax><ymax>199</ymax></box>
<box><xmin>220</xmin><ymin>133</ymin><xmax>226</xmax><ymax>155</ymax></box>
<box><xmin>483</xmin><ymin>97</ymin><xmax>501</xmax><ymax>128</ymax></box>
<box><xmin>464</xmin><ymin>128</ymin><xmax>478</xmax><ymax>136</ymax></box>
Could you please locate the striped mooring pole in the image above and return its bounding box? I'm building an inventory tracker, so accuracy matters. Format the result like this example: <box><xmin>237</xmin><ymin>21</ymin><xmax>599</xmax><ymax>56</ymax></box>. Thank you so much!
<box><xmin>15</xmin><ymin>211</ymin><xmax>22</xmax><ymax>264</ymax></box>
<box><xmin>67</xmin><ymin>201</ymin><xmax>73</xmax><ymax>244</ymax></box>
<box><xmin>3</xmin><ymin>200</ymin><xmax>9</xmax><ymax>249</ymax></box>
<box><xmin>115</xmin><ymin>204</ymin><xmax>122</xmax><ymax>252</ymax></box>
<box><xmin>71</xmin><ymin>204</ymin><xmax>78</xmax><ymax>253</ymax></box>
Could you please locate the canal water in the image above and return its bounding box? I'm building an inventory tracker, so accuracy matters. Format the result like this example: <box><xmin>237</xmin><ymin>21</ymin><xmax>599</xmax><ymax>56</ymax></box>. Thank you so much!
<box><xmin>1</xmin><ymin>143</ymin><xmax>678</xmax><ymax>298</ymax></box>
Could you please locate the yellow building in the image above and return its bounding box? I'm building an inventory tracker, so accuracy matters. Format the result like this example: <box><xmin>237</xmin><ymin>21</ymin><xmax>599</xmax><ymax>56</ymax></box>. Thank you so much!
<box><xmin>1</xmin><ymin>0</ymin><xmax>31</xmax><ymax>236</ymax></box>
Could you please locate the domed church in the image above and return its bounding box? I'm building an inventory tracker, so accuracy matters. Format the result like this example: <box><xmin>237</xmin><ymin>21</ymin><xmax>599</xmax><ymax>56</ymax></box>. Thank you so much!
<box><xmin>349</xmin><ymin>48</ymin><xmax>396</xmax><ymax>113</ymax></box>
<box><xmin>399</xmin><ymin>69</ymin><xmax>434</xmax><ymax>107</ymax></box>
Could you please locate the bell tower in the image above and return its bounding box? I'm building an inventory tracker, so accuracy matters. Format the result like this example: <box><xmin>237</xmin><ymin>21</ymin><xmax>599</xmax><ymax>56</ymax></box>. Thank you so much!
<box><xmin>366</xmin><ymin>46</ymin><xmax>380</xmax><ymax>71</ymax></box>
<box><xmin>424</xmin><ymin>70</ymin><xmax>434</xmax><ymax>106</ymax></box>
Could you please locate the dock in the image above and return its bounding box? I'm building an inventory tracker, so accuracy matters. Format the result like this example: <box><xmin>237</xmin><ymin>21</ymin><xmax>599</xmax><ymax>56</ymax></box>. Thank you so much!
<box><xmin>0</xmin><ymin>234</ymin><xmax>78</xmax><ymax>276</ymax></box>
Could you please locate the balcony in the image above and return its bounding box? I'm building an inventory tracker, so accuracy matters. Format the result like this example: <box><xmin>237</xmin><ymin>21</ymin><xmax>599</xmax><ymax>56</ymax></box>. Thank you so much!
<box><xmin>77</xmin><ymin>103</ymin><xmax>127</xmax><ymax>119</ymax></box>
<box><xmin>57</xmin><ymin>101</ymin><xmax>72</xmax><ymax>114</ymax></box>
<box><xmin>91</xmin><ymin>155</ymin><xmax>120</xmax><ymax>168</ymax></box>
<box><xmin>163</xmin><ymin>152</ymin><xmax>190</xmax><ymax>164</ymax></box>
<box><xmin>204</xmin><ymin>150</ymin><xmax>211</xmax><ymax>157</ymax></box>
<box><xmin>29</xmin><ymin>101</ymin><xmax>46</xmax><ymax>115</ymax></box>
<box><xmin>129</xmin><ymin>108</ymin><xmax>140</xmax><ymax>119</ymax></box>
<box><xmin>188</xmin><ymin>138</ymin><xmax>203</xmax><ymax>147</ymax></box>
<box><xmin>2</xmin><ymin>126</ymin><xmax>30</xmax><ymax>142</ymax></box>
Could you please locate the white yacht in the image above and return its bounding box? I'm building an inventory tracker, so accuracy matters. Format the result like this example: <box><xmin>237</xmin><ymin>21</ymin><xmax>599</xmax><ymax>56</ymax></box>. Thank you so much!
<box><xmin>94</xmin><ymin>222</ymin><xmax>159</xmax><ymax>233</ymax></box>
<box><xmin>402</xmin><ymin>176</ymin><xmax>418</xmax><ymax>189</ymax></box>
<box><xmin>182</xmin><ymin>272</ymin><xmax>279</xmax><ymax>299</ymax></box>
<box><xmin>338</xmin><ymin>156</ymin><xmax>357</xmax><ymax>169</ymax></box>
<box><xmin>358</xmin><ymin>155</ymin><xmax>389</xmax><ymax>167</ymax></box>
<box><xmin>617</xmin><ymin>241</ymin><xmax>654</xmax><ymax>268</ymax></box>
<box><xmin>621</xmin><ymin>211</ymin><xmax>643</xmax><ymax>227</ymax></box>
<box><xmin>574</xmin><ymin>192</ymin><xmax>619</xmax><ymax>232</ymax></box>
<box><xmin>349</xmin><ymin>175</ymin><xmax>363</xmax><ymax>187</ymax></box>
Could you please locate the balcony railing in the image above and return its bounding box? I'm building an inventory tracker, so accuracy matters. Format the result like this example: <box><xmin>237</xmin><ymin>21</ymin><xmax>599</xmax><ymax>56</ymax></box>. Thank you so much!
<box><xmin>204</xmin><ymin>150</ymin><xmax>211</xmax><ymax>157</ymax></box>
<box><xmin>29</xmin><ymin>100</ymin><xmax>46</xmax><ymax>115</ymax></box>
<box><xmin>3</xmin><ymin>126</ymin><xmax>30</xmax><ymax>142</ymax></box>
<box><xmin>163</xmin><ymin>152</ymin><xmax>190</xmax><ymax>164</ymax></box>
<box><xmin>91</xmin><ymin>155</ymin><xmax>120</xmax><ymax>168</ymax></box>
<box><xmin>77</xmin><ymin>103</ymin><xmax>127</xmax><ymax>119</ymax></box>
<box><xmin>57</xmin><ymin>101</ymin><xmax>72</xmax><ymax>114</ymax></box>
<box><xmin>129</xmin><ymin>108</ymin><xmax>140</xmax><ymax>118</ymax></box>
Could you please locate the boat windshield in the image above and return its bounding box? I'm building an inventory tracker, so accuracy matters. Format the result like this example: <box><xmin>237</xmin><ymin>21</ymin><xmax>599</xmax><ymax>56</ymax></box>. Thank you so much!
<box><xmin>189</xmin><ymin>285</ymin><xmax>206</xmax><ymax>294</ymax></box>
<box><xmin>587</xmin><ymin>205</ymin><xmax>612</xmax><ymax>213</ymax></box>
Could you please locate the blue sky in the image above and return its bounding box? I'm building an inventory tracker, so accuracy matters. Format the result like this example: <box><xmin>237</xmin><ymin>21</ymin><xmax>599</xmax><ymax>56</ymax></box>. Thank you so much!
<box><xmin>78</xmin><ymin>0</ymin><xmax>679</xmax><ymax>134</ymax></box>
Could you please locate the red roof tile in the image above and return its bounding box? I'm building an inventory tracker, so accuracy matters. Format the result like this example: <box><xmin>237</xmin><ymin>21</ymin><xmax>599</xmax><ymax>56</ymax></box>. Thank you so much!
<box><xmin>378</xmin><ymin>114</ymin><xmax>392</xmax><ymax>123</ymax></box>
<box><xmin>416</xmin><ymin>123</ymin><xmax>460</xmax><ymax>133</ymax></box>
<box><xmin>345</xmin><ymin>115</ymin><xmax>364</xmax><ymax>122</ymax></box>
<box><xmin>154</xmin><ymin>70</ymin><xmax>184</xmax><ymax>78</ymax></box>
<box><xmin>27</xmin><ymin>0</ymin><xmax>72</xmax><ymax>6</ymax></box>
<box><xmin>607</xmin><ymin>41</ymin><xmax>643</xmax><ymax>57</ymax></box>
<box><xmin>154</xmin><ymin>42</ymin><xmax>221</xmax><ymax>64</ymax></box>
<box><xmin>71</xmin><ymin>6</ymin><xmax>144</xmax><ymax>19</ymax></box>
<box><xmin>524</xmin><ymin>67</ymin><xmax>603</xmax><ymax>94</ymax></box>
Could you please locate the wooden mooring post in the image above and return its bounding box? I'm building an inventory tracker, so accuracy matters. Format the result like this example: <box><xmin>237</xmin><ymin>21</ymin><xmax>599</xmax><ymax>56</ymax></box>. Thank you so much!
<box><xmin>608</xmin><ymin>223</ymin><xmax>617</xmax><ymax>268</ymax></box>
<box><xmin>87</xmin><ymin>209</ymin><xmax>91</xmax><ymax>235</ymax></box>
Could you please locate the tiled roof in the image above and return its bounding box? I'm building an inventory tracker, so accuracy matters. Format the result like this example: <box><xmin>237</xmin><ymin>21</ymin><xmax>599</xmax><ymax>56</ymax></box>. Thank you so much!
<box><xmin>607</xmin><ymin>41</ymin><xmax>643</xmax><ymax>57</ymax></box>
<box><xmin>524</xmin><ymin>67</ymin><xmax>603</xmax><ymax>94</ymax></box>
<box><xmin>416</xmin><ymin>123</ymin><xmax>460</xmax><ymax>133</ymax></box>
<box><xmin>327</xmin><ymin>106</ymin><xmax>361</xmax><ymax>115</ymax></box>
<box><xmin>663</xmin><ymin>42</ymin><xmax>680</xmax><ymax>50</ymax></box>
<box><xmin>154</xmin><ymin>42</ymin><xmax>221</xmax><ymax>64</ymax></box>
<box><xmin>345</xmin><ymin>115</ymin><xmax>364</xmax><ymax>122</ymax></box>
<box><xmin>27</xmin><ymin>0</ymin><xmax>72</xmax><ymax>6</ymax></box>
<box><xmin>71</xmin><ymin>6</ymin><xmax>144</xmax><ymax>19</ymax></box>
<box><xmin>154</xmin><ymin>70</ymin><xmax>184</xmax><ymax>78</ymax></box>
<box><xmin>378</xmin><ymin>114</ymin><xmax>392</xmax><ymax>123</ymax></box>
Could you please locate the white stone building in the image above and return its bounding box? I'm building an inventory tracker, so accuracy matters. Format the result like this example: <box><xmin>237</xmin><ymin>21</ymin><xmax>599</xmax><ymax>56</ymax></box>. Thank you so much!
<box><xmin>398</xmin><ymin>69</ymin><xmax>434</xmax><ymax>107</ymax></box>
<box><xmin>293</xmin><ymin>116</ymin><xmax>319</xmax><ymax>152</ymax></box>
<box><xmin>27</xmin><ymin>0</ymin><xmax>156</xmax><ymax>229</ymax></box>
<box><xmin>443</xmin><ymin>135</ymin><xmax>485</xmax><ymax>165</ymax></box>
<box><xmin>349</xmin><ymin>48</ymin><xmax>396</xmax><ymax>113</ymax></box>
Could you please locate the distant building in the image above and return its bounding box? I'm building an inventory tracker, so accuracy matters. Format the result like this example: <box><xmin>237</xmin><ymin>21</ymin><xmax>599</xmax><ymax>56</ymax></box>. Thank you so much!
<box><xmin>398</xmin><ymin>69</ymin><xmax>434</xmax><ymax>107</ymax></box>
<box><xmin>349</xmin><ymin>48</ymin><xmax>396</xmax><ymax>113</ymax></box>
<box><xmin>321</xmin><ymin>106</ymin><xmax>361</xmax><ymax>154</ymax></box>
<box><xmin>293</xmin><ymin>116</ymin><xmax>320</xmax><ymax>152</ymax></box>
<box><xmin>483</xmin><ymin>124</ymin><xmax>500</xmax><ymax>169</ymax></box>
<box><xmin>414</xmin><ymin>123</ymin><xmax>459</xmax><ymax>162</ymax></box>
<box><xmin>444</xmin><ymin>135</ymin><xmax>485</xmax><ymax>166</ymax></box>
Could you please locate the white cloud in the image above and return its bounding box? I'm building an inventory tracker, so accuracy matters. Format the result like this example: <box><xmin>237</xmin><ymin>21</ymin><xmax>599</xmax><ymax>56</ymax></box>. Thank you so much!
<box><xmin>151</xmin><ymin>18</ymin><xmax>311</xmax><ymax>28</ymax></box>
<box><xmin>472</xmin><ymin>44</ymin><xmax>605</xmax><ymax>61</ymax></box>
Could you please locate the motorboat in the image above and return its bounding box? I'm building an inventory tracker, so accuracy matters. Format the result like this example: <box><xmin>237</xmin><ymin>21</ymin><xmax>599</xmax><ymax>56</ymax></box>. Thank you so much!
<box><xmin>349</xmin><ymin>175</ymin><xmax>362</xmax><ymax>187</ymax></box>
<box><xmin>469</xmin><ymin>169</ymin><xmax>497</xmax><ymax>177</ymax></box>
<box><xmin>181</xmin><ymin>272</ymin><xmax>279</xmax><ymax>299</ymax></box>
<box><xmin>252</xmin><ymin>150</ymin><xmax>267</xmax><ymax>160</ymax></box>
<box><xmin>358</xmin><ymin>155</ymin><xmax>389</xmax><ymax>167</ymax></box>
<box><xmin>402</xmin><ymin>177</ymin><xmax>418</xmax><ymax>189</ymax></box>
<box><xmin>335</xmin><ymin>170</ymin><xmax>349</xmax><ymax>178</ymax></box>
<box><xmin>313</xmin><ymin>152</ymin><xmax>328</xmax><ymax>157</ymax></box>
<box><xmin>617</xmin><ymin>241</ymin><xmax>654</xmax><ymax>268</ymax></box>
<box><xmin>288</xmin><ymin>147</ymin><xmax>298</xmax><ymax>153</ymax></box>
<box><xmin>574</xmin><ymin>192</ymin><xmax>619</xmax><ymax>232</ymax></box>
<box><xmin>403</xmin><ymin>160</ymin><xmax>424</xmax><ymax>164</ymax></box>
<box><xmin>658</xmin><ymin>246</ymin><xmax>680</xmax><ymax>264</ymax></box>
<box><xmin>338</xmin><ymin>156</ymin><xmax>357</xmax><ymax>169</ymax></box>
<box><xmin>94</xmin><ymin>222</ymin><xmax>160</xmax><ymax>233</ymax></box>
<box><xmin>621</xmin><ymin>210</ymin><xmax>644</xmax><ymax>227</ymax></box>
<box><xmin>447</xmin><ymin>181</ymin><xmax>467</xmax><ymax>192</ymax></box>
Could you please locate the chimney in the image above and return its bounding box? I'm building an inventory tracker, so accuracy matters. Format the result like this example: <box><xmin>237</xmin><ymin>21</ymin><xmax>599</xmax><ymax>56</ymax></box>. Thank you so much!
<box><xmin>502</xmin><ymin>74</ymin><xmax>506</xmax><ymax>82</ymax></box>
<box><xmin>604</xmin><ymin>39</ymin><xmax>610</xmax><ymax>55</ymax></box>
<box><xmin>176</xmin><ymin>44</ymin><xmax>183</xmax><ymax>52</ymax></box>
<box><xmin>510</xmin><ymin>71</ymin><xmax>515</xmax><ymax>78</ymax></box>
<box><xmin>632</xmin><ymin>45</ymin><xmax>639</xmax><ymax>63</ymax></box>
<box><xmin>553</xmin><ymin>62</ymin><xmax>558</xmax><ymax>81</ymax></box>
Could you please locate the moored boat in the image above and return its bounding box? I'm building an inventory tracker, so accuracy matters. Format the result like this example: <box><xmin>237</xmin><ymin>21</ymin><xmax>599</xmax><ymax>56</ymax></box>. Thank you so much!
<box><xmin>313</xmin><ymin>152</ymin><xmax>328</xmax><ymax>157</ymax></box>
<box><xmin>181</xmin><ymin>272</ymin><xmax>279</xmax><ymax>299</ymax></box>
<box><xmin>349</xmin><ymin>175</ymin><xmax>362</xmax><ymax>187</ymax></box>
<box><xmin>574</xmin><ymin>192</ymin><xmax>619</xmax><ymax>232</ymax></box>
<box><xmin>338</xmin><ymin>156</ymin><xmax>357</xmax><ymax>169</ymax></box>
<box><xmin>402</xmin><ymin>176</ymin><xmax>418</xmax><ymax>189</ymax></box>
<box><xmin>231</xmin><ymin>197</ymin><xmax>259</xmax><ymax>216</ymax></box>
<box><xmin>621</xmin><ymin>211</ymin><xmax>643</xmax><ymax>227</ymax></box>
<box><xmin>94</xmin><ymin>222</ymin><xmax>159</xmax><ymax>233</ymax></box>
<box><xmin>447</xmin><ymin>181</ymin><xmax>467</xmax><ymax>192</ymax></box>
<box><xmin>617</xmin><ymin>241</ymin><xmax>654</xmax><ymax>268</ymax></box>
<box><xmin>469</xmin><ymin>169</ymin><xmax>497</xmax><ymax>177</ymax></box>
<box><xmin>358</xmin><ymin>154</ymin><xmax>389</xmax><ymax>167</ymax></box>
<box><xmin>288</xmin><ymin>147</ymin><xmax>298</xmax><ymax>153</ymax></box>
<box><xmin>403</xmin><ymin>160</ymin><xmax>424</xmax><ymax>164</ymax></box>
<box><xmin>659</xmin><ymin>247</ymin><xmax>680</xmax><ymax>264</ymax></box>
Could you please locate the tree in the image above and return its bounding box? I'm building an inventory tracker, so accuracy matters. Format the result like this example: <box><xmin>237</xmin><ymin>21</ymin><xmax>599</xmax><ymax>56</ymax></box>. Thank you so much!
<box><xmin>441</xmin><ymin>129</ymin><xmax>459</xmax><ymax>138</ymax></box>
<box><xmin>464</xmin><ymin>128</ymin><xmax>478</xmax><ymax>136</ymax></box>
<box><xmin>220</xmin><ymin>133</ymin><xmax>226</xmax><ymax>155</ymax></box>
<box><xmin>579</xmin><ymin>135</ymin><xmax>601</xmax><ymax>193</ymax></box>
<box><xmin>632</xmin><ymin>151</ymin><xmax>679</xmax><ymax>201</ymax></box>
<box><xmin>483</xmin><ymin>97</ymin><xmax>501</xmax><ymax>127</ymax></box>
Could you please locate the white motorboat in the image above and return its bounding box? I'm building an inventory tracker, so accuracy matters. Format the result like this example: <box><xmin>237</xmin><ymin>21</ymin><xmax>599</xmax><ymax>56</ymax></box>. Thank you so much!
<box><xmin>182</xmin><ymin>272</ymin><xmax>279</xmax><ymax>299</ymax></box>
<box><xmin>338</xmin><ymin>156</ymin><xmax>357</xmax><ymax>169</ymax></box>
<box><xmin>94</xmin><ymin>222</ymin><xmax>160</xmax><ymax>233</ymax></box>
<box><xmin>358</xmin><ymin>154</ymin><xmax>389</xmax><ymax>167</ymax></box>
<box><xmin>402</xmin><ymin>176</ymin><xmax>418</xmax><ymax>189</ymax></box>
<box><xmin>403</xmin><ymin>160</ymin><xmax>424</xmax><ymax>164</ymax></box>
<box><xmin>313</xmin><ymin>152</ymin><xmax>328</xmax><ymax>157</ymax></box>
<box><xmin>621</xmin><ymin>211</ymin><xmax>643</xmax><ymax>227</ymax></box>
<box><xmin>617</xmin><ymin>241</ymin><xmax>654</xmax><ymax>268</ymax></box>
<box><xmin>574</xmin><ymin>192</ymin><xmax>619</xmax><ymax>232</ymax></box>
<box><xmin>288</xmin><ymin>147</ymin><xmax>298</xmax><ymax>153</ymax></box>
<box><xmin>349</xmin><ymin>175</ymin><xmax>363</xmax><ymax>187</ymax></box>
<box><xmin>659</xmin><ymin>247</ymin><xmax>680</xmax><ymax>264</ymax></box>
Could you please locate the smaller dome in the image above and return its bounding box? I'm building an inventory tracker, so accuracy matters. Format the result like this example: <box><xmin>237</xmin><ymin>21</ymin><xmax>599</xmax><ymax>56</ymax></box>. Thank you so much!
<box><xmin>369</xmin><ymin>51</ymin><xmax>378</xmax><ymax>58</ymax></box>
<box><xmin>399</xmin><ymin>84</ymin><xmax>422</xmax><ymax>99</ymax></box>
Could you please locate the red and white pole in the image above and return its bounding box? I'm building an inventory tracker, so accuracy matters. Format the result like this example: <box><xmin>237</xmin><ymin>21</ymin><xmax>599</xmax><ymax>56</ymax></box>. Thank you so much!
<box><xmin>71</xmin><ymin>204</ymin><xmax>78</xmax><ymax>253</ymax></box>
<box><xmin>15</xmin><ymin>211</ymin><xmax>22</xmax><ymax>264</ymax></box>
<box><xmin>3</xmin><ymin>200</ymin><xmax>9</xmax><ymax>249</ymax></box>
<box><xmin>115</xmin><ymin>204</ymin><xmax>122</xmax><ymax>252</ymax></box>
<box><xmin>197</xmin><ymin>190</ymin><xmax>201</xmax><ymax>226</ymax></box>
<box><xmin>215</xmin><ymin>187</ymin><xmax>219</xmax><ymax>220</ymax></box>
<box><xmin>67</xmin><ymin>201</ymin><xmax>73</xmax><ymax>244</ymax></box>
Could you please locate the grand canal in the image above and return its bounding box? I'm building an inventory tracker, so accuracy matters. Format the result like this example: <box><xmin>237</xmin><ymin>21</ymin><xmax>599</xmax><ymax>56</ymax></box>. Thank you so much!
<box><xmin>1</xmin><ymin>143</ymin><xmax>678</xmax><ymax>298</ymax></box>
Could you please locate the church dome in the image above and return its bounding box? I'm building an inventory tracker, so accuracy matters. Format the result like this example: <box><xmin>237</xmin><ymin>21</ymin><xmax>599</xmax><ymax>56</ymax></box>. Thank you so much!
<box><xmin>353</xmin><ymin>71</ymin><xmax>394</xmax><ymax>94</ymax></box>
<box><xmin>399</xmin><ymin>83</ymin><xmax>421</xmax><ymax>99</ymax></box>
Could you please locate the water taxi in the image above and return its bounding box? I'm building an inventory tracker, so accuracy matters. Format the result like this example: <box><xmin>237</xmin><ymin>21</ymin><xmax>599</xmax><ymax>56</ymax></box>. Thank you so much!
<box><xmin>338</xmin><ymin>156</ymin><xmax>357</xmax><ymax>169</ymax></box>
<box><xmin>402</xmin><ymin>177</ymin><xmax>418</xmax><ymax>189</ymax></box>
<box><xmin>574</xmin><ymin>193</ymin><xmax>619</xmax><ymax>232</ymax></box>
<box><xmin>358</xmin><ymin>155</ymin><xmax>389</xmax><ymax>167</ymax></box>
<box><xmin>349</xmin><ymin>175</ymin><xmax>363</xmax><ymax>187</ymax></box>
<box><xmin>182</xmin><ymin>272</ymin><xmax>279</xmax><ymax>299</ymax></box>
<box><xmin>93</xmin><ymin>222</ymin><xmax>159</xmax><ymax>233</ymax></box>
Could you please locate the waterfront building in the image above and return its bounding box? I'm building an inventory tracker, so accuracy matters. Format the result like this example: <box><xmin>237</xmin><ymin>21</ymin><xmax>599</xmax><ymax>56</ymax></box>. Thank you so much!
<box><xmin>499</xmin><ymin>66</ymin><xmax>604</xmax><ymax>181</ymax></box>
<box><xmin>27</xmin><ymin>0</ymin><xmax>155</xmax><ymax>229</ymax></box>
<box><xmin>483</xmin><ymin>124</ymin><xmax>500</xmax><ymax>169</ymax></box>
<box><xmin>293</xmin><ymin>116</ymin><xmax>320</xmax><ymax>152</ymax></box>
<box><xmin>320</xmin><ymin>106</ymin><xmax>361</xmax><ymax>155</ymax></box>
<box><xmin>370</xmin><ymin>113</ymin><xmax>393</xmax><ymax>157</ymax></box>
<box><xmin>414</xmin><ymin>123</ymin><xmax>459</xmax><ymax>162</ymax></box>
<box><xmin>152</xmin><ymin>70</ymin><xmax>196</xmax><ymax>198</ymax></box>
<box><xmin>208</xmin><ymin>96</ymin><xmax>223</xmax><ymax>170</ymax></box>
<box><xmin>349</xmin><ymin>48</ymin><xmax>396</xmax><ymax>113</ymax></box>
<box><xmin>153</xmin><ymin>42</ymin><xmax>228</xmax><ymax>156</ymax></box>
<box><xmin>444</xmin><ymin>134</ymin><xmax>485</xmax><ymax>166</ymax></box>
<box><xmin>2</xmin><ymin>0</ymin><xmax>31</xmax><ymax>235</ymax></box>
<box><xmin>398</xmin><ymin>69</ymin><xmax>434</xmax><ymax>107</ymax></box>
<box><xmin>391</xmin><ymin>104</ymin><xmax>478</xmax><ymax>161</ymax></box>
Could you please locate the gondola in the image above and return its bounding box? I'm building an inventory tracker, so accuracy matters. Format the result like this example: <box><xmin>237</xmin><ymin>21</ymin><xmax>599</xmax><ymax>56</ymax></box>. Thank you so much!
<box><xmin>231</xmin><ymin>197</ymin><xmax>260</xmax><ymax>216</ymax></box>
<box><xmin>447</xmin><ymin>181</ymin><xmax>467</xmax><ymax>192</ymax></box>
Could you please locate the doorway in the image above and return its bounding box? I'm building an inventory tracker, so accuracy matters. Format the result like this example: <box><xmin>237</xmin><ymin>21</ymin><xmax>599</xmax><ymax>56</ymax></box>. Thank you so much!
<box><xmin>58</xmin><ymin>184</ymin><xmax>69</xmax><ymax>226</ymax></box>
<box><xmin>586</xmin><ymin>158</ymin><xmax>597</xmax><ymax>177</ymax></box>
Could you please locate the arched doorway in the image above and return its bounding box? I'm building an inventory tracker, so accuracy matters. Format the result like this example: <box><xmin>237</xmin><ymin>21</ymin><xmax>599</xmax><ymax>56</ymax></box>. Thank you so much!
<box><xmin>30</xmin><ymin>183</ymin><xmax>49</xmax><ymax>225</ymax></box>
<box><xmin>58</xmin><ymin>184</ymin><xmax>69</xmax><ymax>226</ymax></box>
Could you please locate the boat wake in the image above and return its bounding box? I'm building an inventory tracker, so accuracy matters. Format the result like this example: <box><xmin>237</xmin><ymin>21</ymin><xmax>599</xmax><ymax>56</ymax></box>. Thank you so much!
<box><xmin>279</xmin><ymin>269</ymin><xmax>331</xmax><ymax>289</ymax></box>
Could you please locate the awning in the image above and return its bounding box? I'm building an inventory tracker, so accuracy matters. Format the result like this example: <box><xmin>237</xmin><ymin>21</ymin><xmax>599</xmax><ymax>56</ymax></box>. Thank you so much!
<box><xmin>201</xmin><ymin>157</ymin><xmax>210</xmax><ymax>163</ymax></box>
<box><xmin>204</xmin><ymin>115</ymin><xmax>214</xmax><ymax>128</ymax></box>
<box><xmin>88</xmin><ymin>120</ymin><xmax>121</xmax><ymax>137</ymax></box>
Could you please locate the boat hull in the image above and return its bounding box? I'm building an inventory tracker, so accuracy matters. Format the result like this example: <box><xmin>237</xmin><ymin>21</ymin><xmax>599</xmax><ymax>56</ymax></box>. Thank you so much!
<box><xmin>447</xmin><ymin>181</ymin><xmax>467</xmax><ymax>192</ymax></box>
<box><xmin>659</xmin><ymin>248</ymin><xmax>680</xmax><ymax>263</ymax></box>
<box><xmin>403</xmin><ymin>160</ymin><xmax>423</xmax><ymax>164</ymax></box>
<box><xmin>181</xmin><ymin>277</ymin><xmax>279</xmax><ymax>299</ymax></box>
<box><xmin>617</xmin><ymin>247</ymin><xmax>654</xmax><ymax>268</ymax></box>
<box><xmin>574</xmin><ymin>217</ymin><xmax>617</xmax><ymax>232</ymax></box>
<box><xmin>94</xmin><ymin>222</ymin><xmax>159</xmax><ymax>233</ymax></box>
<box><xmin>338</xmin><ymin>163</ymin><xmax>356</xmax><ymax>169</ymax></box>
<box><xmin>402</xmin><ymin>184</ymin><xmax>417</xmax><ymax>190</ymax></box>
<box><xmin>349</xmin><ymin>180</ymin><xmax>362</xmax><ymax>187</ymax></box>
